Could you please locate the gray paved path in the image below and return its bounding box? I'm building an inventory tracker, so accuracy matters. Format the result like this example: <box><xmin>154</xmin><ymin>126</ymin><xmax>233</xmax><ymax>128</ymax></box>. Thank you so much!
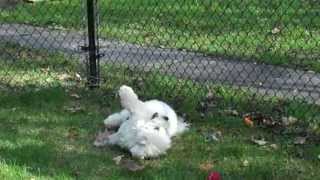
<box><xmin>1</xmin><ymin>23</ymin><xmax>319</xmax><ymax>104</ymax></box>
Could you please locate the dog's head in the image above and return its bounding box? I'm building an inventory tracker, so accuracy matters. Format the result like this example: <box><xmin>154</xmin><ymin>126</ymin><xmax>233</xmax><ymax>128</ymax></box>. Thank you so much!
<box><xmin>149</xmin><ymin>112</ymin><xmax>177</xmax><ymax>137</ymax></box>
<box><xmin>139</xmin><ymin>121</ymin><xmax>171</xmax><ymax>147</ymax></box>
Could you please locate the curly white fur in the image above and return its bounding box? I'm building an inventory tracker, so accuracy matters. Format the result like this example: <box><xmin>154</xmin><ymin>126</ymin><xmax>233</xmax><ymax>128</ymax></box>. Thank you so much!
<box><xmin>97</xmin><ymin>85</ymin><xmax>189</xmax><ymax>159</ymax></box>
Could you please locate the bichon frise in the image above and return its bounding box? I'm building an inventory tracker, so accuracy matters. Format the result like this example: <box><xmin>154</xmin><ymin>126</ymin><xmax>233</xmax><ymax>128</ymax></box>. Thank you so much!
<box><xmin>94</xmin><ymin>85</ymin><xmax>189</xmax><ymax>159</ymax></box>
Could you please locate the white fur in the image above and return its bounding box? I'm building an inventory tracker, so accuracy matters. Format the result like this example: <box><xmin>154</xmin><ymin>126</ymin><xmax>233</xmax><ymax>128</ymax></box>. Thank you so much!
<box><xmin>101</xmin><ymin>85</ymin><xmax>189</xmax><ymax>159</ymax></box>
<box><xmin>108</xmin><ymin>120</ymin><xmax>171</xmax><ymax>159</ymax></box>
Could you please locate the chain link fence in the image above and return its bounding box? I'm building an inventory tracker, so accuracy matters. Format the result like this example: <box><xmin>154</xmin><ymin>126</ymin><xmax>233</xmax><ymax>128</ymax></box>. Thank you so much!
<box><xmin>0</xmin><ymin>0</ymin><xmax>88</xmax><ymax>91</ymax></box>
<box><xmin>1</xmin><ymin>0</ymin><xmax>320</xmax><ymax>123</ymax></box>
<box><xmin>95</xmin><ymin>0</ymin><xmax>320</xmax><ymax>122</ymax></box>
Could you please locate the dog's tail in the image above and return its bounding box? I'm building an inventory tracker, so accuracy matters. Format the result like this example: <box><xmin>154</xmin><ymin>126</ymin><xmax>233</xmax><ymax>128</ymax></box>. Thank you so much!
<box><xmin>175</xmin><ymin>117</ymin><xmax>190</xmax><ymax>136</ymax></box>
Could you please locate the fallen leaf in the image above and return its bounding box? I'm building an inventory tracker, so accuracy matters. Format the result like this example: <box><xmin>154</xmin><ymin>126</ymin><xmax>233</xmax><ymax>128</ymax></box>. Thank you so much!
<box><xmin>222</xmin><ymin>109</ymin><xmax>239</xmax><ymax>116</ymax></box>
<box><xmin>58</xmin><ymin>73</ymin><xmax>73</xmax><ymax>81</ymax></box>
<box><xmin>199</xmin><ymin>162</ymin><xmax>214</xmax><ymax>171</ymax></box>
<box><xmin>75</xmin><ymin>73</ymin><xmax>82</xmax><ymax>81</ymax></box>
<box><xmin>270</xmin><ymin>144</ymin><xmax>278</xmax><ymax>150</ymax></box>
<box><xmin>113</xmin><ymin>155</ymin><xmax>124</xmax><ymax>165</ymax></box>
<box><xmin>209</xmin><ymin>134</ymin><xmax>219</xmax><ymax>142</ymax></box>
<box><xmin>243</xmin><ymin>116</ymin><xmax>254</xmax><ymax>127</ymax></box>
<box><xmin>282</xmin><ymin>116</ymin><xmax>298</xmax><ymax>126</ymax></box>
<box><xmin>203</xmin><ymin>131</ymin><xmax>222</xmax><ymax>142</ymax></box>
<box><xmin>272</xmin><ymin>27</ymin><xmax>281</xmax><ymax>34</ymax></box>
<box><xmin>215</xmin><ymin>130</ymin><xmax>222</xmax><ymax>137</ymax></box>
<box><xmin>67</xmin><ymin>127</ymin><xmax>79</xmax><ymax>140</ymax></box>
<box><xmin>261</xmin><ymin>117</ymin><xmax>278</xmax><ymax>127</ymax></box>
<box><xmin>120</xmin><ymin>159</ymin><xmax>145</xmax><ymax>171</ymax></box>
<box><xmin>242</xmin><ymin>160</ymin><xmax>249</xmax><ymax>167</ymax></box>
<box><xmin>294</xmin><ymin>136</ymin><xmax>307</xmax><ymax>145</ymax></box>
<box><xmin>244</xmin><ymin>112</ymin><xmax>280</xmax><ymax>128</ymax></box>
<box><xmin>40</xmin><ymin>67</ymin><xmax>50</xmax><ymax>73</ymax></box>
<box><xmin>70</xmin><ymin>93</ymin><xmax>81</xmax><ymax>99</ymax></box>
<box><xmin>251</xmin><ymin>137</ymin><xmax>268</xmax><ymax>146</ymax></box>
<box><xmin>64</xmin><ymin>106</ymin><xmax>83</xmax><ymax>113</ymax></box>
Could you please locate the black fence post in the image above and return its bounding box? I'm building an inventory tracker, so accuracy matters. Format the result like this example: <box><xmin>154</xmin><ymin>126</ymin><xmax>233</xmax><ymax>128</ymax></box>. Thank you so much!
<box><xmin>86</xmin><ymin>0</ymin><xmax>99</xmax><ymax>88</ymax></box>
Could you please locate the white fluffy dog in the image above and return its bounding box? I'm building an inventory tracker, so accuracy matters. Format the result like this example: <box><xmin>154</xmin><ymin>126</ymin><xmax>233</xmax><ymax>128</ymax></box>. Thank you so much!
<box><xmin>94</xmin><ymin>85</ymin><xmax>189</xmax><ymax>159</ymax></box>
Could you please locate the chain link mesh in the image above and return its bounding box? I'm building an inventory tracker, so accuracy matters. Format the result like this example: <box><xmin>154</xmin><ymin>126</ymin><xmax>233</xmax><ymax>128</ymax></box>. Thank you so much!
<box><xmin>96</xmin><ymin>0</ymin><xmax>320</xmax><ymax>123</ymax></box>
<box><xmin>0</xmin><ymin>0</ymin><xmax>319</xmax><ymax>123</ymax></box>
<box><xmin>0</xmin><ymin>0</ymin><xmax>87</xmax><ymax>91</ymax></box>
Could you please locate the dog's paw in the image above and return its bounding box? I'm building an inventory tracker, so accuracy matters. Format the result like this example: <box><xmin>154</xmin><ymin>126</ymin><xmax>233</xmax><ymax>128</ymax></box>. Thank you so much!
<box><xmin>119</xmin><ymin>85</ymin><xmax>139</xmax><ymax>109</ymax></box>
<box><xmin>119</xmin><ymin>85</ymin><xmax>137</xmax><ymax>98</ymax></box>
<box><xmin>93</xmin><ymin>130</ymin><xmax>111</xmax><ymax>147</ymax></box>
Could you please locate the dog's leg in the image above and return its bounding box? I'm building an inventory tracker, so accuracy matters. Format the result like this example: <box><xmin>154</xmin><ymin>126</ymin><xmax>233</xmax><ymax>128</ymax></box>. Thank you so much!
<box><xmin>107</xmin><ymin>133</ymin><xmax>120</xmax><ymax>145</ymax></box>
<box><xmin>94</xmin><ymin>131</ymin><xmax>120</xmax><ymax>147</ymax></box>
<box><xmin>130</xmin><ymin>144</ymin><xmax>146</xmax><ymax>160</ymax></box>
<box><xmin>119</xmin><ymin>85</ymin><xmax>147</xmax><ymax>114</ymax></box>
<box><xmin>103</xmin><ymin>109</ymin><xmax>130</xmax><ymax>129</ymax></box>
<box><xmin>93</xmin><ymin>129</ymin><xmax>112</xmax><ymax>147</ymax></box>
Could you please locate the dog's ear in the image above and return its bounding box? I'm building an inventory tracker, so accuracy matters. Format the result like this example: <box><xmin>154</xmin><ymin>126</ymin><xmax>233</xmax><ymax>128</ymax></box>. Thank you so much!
<box><xmin>151</xmin><ymin>112</ymin><xmax>159</xmax><ymax>120</ymax></box>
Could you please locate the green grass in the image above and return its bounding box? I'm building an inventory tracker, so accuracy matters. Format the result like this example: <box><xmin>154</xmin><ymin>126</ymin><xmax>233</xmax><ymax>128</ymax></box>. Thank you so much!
<box><xmin>1</xmin><ymin>0</ymin><xmax>320</xmax><ymax>72</ymax></box>
<box><xmin>1</xmin><ymin>46</ymin><xmax>320</xmax><ymax>179</ymax></box>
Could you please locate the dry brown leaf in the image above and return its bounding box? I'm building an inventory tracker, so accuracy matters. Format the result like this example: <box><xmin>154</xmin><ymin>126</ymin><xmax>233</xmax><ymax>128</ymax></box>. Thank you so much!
<box><xmin>113</xmin><ymin>155</ymin><xmax>124</xmax><ymax>165</ymax></box>
<box><xmin>58</xmin><ymin>73</ymin><xmax>73</xmax><ymax>81</ymax></box>
<box><xmin>294</xmin><ymin>136</ymin><xmax>307</xmax><ymax>145</ymax></box>
<box><xmin>199</xmin><ymin>162</ymin><xmax>214</xmax><ymax>171</ymax></box>
<box><xmin>242</xmin><ymin>160</ymin><xmax>249</xmax><ymax>167</ymax></box>
<box><xmin>270</xmin><ymin>144</ymin><xmax>278</xmax><ymax>150</ymax></box>
<box><xmin>203</xmin><ymin>130</ymin><xmax>222</xmax><ymax>142</ymax></box>
<box><xmin>272</xmin><ymin>27</ymin><xmax>281</xmax><ymax>34</ymax></box>
<box><xmin>282</xmin><ymin>116</ymin><xmax>298</xmax><ymax>126</ymax></box>
<box><xmin>120</xmin><ymin>159</ymin><xmax>145</xmax><ymax>172</ymax></box>
<box><xmin>243</xmin><ymin>116</ymin><xmax>254</xmax><ymax>127</ymax></box>
<box><xmin>75</xmin><ymin>73</ymin><xmax>82</xmax><ymax>81</ymax></box>
<box><xmin>40</xmin><ymin>67</ymin><xmax>50</xmax><ymax>74</ymax></box>
<box><xmin>251</xmin><ymin>137</ymin><xmax>267</xmax><ymax>146</ymax></box>
<box><xmin>222</xmin><ymin>109</ymin><xmax>239</xmax><ymax>116</ymax></box>
<box><xmin>64</xmin><ymin>106</ymin><xmax>83</xmax><ymax>113</ymax></box>
<box><xmin>70</xmin><ymin>93</ymin><xmax>81</xmax><ymax>99</ymax></box>
<box><xmin>261</xmin><ymin>117</ymin><xmax>277</xmax><ymax>127</ymax></box>
<box><xmin>67</xmin><ymin>127</ymin><xmax>79</xmax><ymax>140</ymax></box>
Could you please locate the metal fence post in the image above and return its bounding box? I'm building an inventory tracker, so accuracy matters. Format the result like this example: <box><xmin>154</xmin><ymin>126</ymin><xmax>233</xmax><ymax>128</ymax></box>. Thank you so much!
<box><xmin>86</xmin><ymin>0</ymin><xmax>99</xmax><ymax>88</ymax></box>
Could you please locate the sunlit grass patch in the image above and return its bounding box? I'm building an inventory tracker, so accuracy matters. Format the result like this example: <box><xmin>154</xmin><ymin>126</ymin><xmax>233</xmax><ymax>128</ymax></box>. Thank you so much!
<box><xmin>0</xmin><ymin>47</ymin><xmax>319</xmax><ymax>179</ymax></box>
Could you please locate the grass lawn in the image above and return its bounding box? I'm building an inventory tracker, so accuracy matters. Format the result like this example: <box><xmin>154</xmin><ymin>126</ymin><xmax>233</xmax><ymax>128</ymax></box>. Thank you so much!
<box><xmin>1</xmin><ymin>46</ymin><xmax>320</xmax><ymax>179</ymax></box>
<box><xmin>1</xmin><ymin>0</ymin><xmax>320</xmax><ymax>72</ymax></box>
